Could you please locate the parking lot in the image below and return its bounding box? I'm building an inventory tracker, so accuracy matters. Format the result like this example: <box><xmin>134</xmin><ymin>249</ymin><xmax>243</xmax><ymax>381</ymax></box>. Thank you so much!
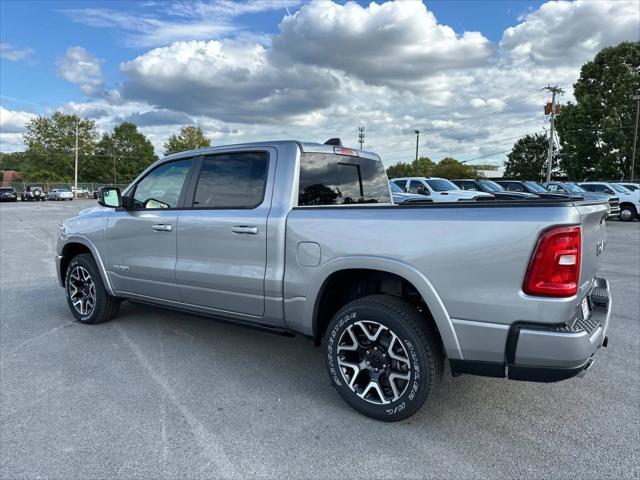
<box><xmin>1</xmin><ymin>200</ymin><xmax>638</xmax><ymax>479</ymax></box>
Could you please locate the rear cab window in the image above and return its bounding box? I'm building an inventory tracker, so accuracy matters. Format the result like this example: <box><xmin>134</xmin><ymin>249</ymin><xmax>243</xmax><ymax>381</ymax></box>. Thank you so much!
<box><xmin>298</xmin><ymin>152</ymin><xmax>390</xmax><ymax>206</ymax></box>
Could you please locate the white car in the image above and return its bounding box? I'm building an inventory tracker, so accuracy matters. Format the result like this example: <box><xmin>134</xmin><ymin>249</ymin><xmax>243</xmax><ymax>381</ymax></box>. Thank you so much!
<box><xmin>48</xmin><ymin>188</ymin><xmax>74</xmax><ymax>201</ymax></box>
<box><xmin>390</xmin><ymin>177</ymin><xmax>494</xmax><ymax>202</ymax></box>
<box><xmin>617</xmin><ymin>182</ymin><xmax>640</xmax><ymax>192</ymax></box>
<box><xmin>579</xmin><ymin>182</ymin><xmax>639</xmax><ymax>221</ymax></box>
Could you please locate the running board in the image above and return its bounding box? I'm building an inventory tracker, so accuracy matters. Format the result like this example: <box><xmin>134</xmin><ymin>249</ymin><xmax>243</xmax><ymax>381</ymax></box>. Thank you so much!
<box><xmin>127</xmin><ymin>300</ymin><xmax>296</xmax><ymax>338</ymax></box>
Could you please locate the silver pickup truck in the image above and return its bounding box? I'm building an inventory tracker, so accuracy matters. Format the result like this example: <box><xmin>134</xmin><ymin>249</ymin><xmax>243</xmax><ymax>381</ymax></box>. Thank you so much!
<box><xmin>56</xmin><ymin>140</ymin><xmax>612</xmax><ymax>421</ymax></box>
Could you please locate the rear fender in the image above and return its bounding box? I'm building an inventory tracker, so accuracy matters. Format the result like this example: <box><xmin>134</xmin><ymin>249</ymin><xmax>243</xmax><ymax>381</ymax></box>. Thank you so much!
<box><xmin>306</xmin><ymin>256</ymin><xmax>463</xmax><ymax>359</ymax></box>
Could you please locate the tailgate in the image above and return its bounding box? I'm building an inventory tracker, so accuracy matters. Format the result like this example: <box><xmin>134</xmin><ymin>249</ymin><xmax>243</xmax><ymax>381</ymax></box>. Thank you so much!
<box><xmin>575</xmin><ymin>201</ymin><xmax>609</xmax><ymax>299</ymax></box>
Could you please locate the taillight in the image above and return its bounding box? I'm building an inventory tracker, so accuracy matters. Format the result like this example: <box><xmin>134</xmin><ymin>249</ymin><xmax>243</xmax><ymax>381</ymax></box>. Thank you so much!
<box><xmin>523</xmin><ymin>226</ymin><xmax>581</xmax><ymax>297</ymax></box>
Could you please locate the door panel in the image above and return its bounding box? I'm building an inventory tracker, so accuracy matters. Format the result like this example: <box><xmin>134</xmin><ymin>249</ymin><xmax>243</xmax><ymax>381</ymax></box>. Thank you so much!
<box><xmin>175</xmin><ymin>149</ymin><xmax>274</xmax><ymax>318</ymax></box>
<box><xmin>176</xmin><ymin>209</ymin><xmax>267</xmax><ymax>315</ymax></box>
<box><xmin>105</xmin><ymin>158</ymin><xmax>193</xmax><ymax>301</ymax></box>
<box><xmin>106</xmin><ymin>210</ymin><xmax>180</xmax><ymax>301</ymax></box>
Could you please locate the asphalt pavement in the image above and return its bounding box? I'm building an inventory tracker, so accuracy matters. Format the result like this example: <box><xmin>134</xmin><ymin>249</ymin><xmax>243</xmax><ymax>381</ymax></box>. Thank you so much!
<box><xmin>1</xmin><ymin>200</ymin><xmax>638</xmax><ymax>479</ymax></box>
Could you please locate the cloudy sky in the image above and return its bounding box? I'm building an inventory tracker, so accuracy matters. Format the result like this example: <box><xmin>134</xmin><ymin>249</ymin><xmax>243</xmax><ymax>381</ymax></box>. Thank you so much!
<box><xmin>1</xmin><ymin>0</ymin><xmax>638</xmax><ymax>167</ymax></box>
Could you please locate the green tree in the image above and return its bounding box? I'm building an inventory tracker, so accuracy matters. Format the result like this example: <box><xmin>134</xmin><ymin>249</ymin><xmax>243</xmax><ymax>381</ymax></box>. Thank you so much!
<box><xmin>386</xmin><ymin>157</ymin><xmax>435</xmax><ymax>178</ymax></box>
<box><xmin>504</xmin><ymin>133</ymin><xmax>556</xmax><ymax>180</ymax></box>
<box><xmin>386</xmin><ymin>162</ymin><xmax>412</xmax><ymax>178</ymax></box>
<box><xmin>411</xmin><ymin>157</ymin><xmax>436</xmax><ymax>176</ymax></box>
<box><xmin>22</xmin><ymin>112</ymin><xmax>98</xmax><ymax>182</ymax></box>
<box><xmin>96</xmin><ymin>122</ymin><xmax>157</xmax><ymax>184</ymax></box>
<box><xmin>556</xmin><ymin>41</ymin><xmax>640</xmax><ymax>180</ymax></box>
<box><xmin>0</xmin><ymin>152</ymin><xmax>27</xmax><ymax>172</ymax></box>
<box><xmin>432</xmin><ymin>157</ymin><xmax>479</xmax><ymax>179</ymax></box>
<box><xmin>163</xmin><ymin>126</ymin><xmax>211</xmax><ymax>155</ymax></box>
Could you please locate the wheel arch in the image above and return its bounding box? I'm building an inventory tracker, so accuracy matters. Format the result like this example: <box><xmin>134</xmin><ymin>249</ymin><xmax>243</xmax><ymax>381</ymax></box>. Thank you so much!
<box><xmin>59</xmin><ymin>237</ymin><xmax>115</xmax><ymax>295</ymax></box>
<box><xmin>307</xmin><ymin>257</ymin><xmax>463</xmax><ymax>359</ymax></box>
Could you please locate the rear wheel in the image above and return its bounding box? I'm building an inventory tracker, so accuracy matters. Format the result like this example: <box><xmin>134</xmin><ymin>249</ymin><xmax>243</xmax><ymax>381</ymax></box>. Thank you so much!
<box><xmin>619</xmin><ymin>204</ymin><xmax>637</xmax><ymax>222</ymax></box>
<box><xmin>65</xmin><ymin>253</ymin><xmax>119</xmax><ymax>324</ymax></box>
<box><xmin>323</xmin><ymin>295</ymin><xmax>443</xmax><ymax>421</ymax></box>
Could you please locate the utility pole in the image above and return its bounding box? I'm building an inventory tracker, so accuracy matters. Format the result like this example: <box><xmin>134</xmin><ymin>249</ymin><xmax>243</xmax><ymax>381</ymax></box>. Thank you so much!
<box><xmin>632</xmin><ymin>94</ymin><xmax>640</xmax><ymax>182</ymax></box>
<box><xmin>74</xmin><ymin>121</ymin><xmax>79</xmax><ymax>198</ymax></box>
<box><xmin>358</xmin><ymin>126</ymin><xmax>365</xmax><ymax>150</ymax></box>
<box><xmin>414</xmin><ymin>130</ymin><xmax>420</xmax><ymax>163</ymax></box>
<box><xmin>542</xmin><ymin>85</ymin><xmax>564</xmax><ymax>182</ymax></box>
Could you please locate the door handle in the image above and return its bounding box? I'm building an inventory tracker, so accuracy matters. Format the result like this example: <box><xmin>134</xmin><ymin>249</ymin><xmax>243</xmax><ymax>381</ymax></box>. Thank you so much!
<box><xmin>232</xmin><ymin>225</ymin><xmax>258</xmax><ymax>235</ymax></box>
<box><xmin>152</xmin><ymin>224</ymin><xmax>172</xmax><ymax>232</ymax></box>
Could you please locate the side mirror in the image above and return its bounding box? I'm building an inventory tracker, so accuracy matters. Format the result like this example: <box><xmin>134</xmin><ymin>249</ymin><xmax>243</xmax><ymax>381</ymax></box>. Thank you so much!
<box><xmin>605</xmin><ymin>188</ymin><xmax>613</xmax><ymax>194</ymax></box>
<box><xmin>98</xmin><ymin>187</ymin><xmax>122</xmax><ymax>208</ymax></box>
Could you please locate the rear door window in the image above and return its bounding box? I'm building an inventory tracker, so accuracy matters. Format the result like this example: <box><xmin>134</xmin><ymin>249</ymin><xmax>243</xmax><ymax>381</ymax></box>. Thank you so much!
<box><xmin>191</xmin><ymin>152</ymin><xmax>268</xmax><ymax>209</ymax></box>
<box><xmin>298</xmin><ymin>153</ymin><xmax>390</xmax><ymax>205</ymax></box>
<box><xmin>409</xmin><ymin>180</ymin><xmax>427</xmax><ymax>194</ymax></box>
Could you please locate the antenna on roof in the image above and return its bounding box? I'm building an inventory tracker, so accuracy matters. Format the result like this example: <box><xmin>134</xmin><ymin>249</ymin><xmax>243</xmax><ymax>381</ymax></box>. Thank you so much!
<box><xmin>324</xmin><ymin>138</ymin><xmax>342</xmax><ymax>146</ymax></box>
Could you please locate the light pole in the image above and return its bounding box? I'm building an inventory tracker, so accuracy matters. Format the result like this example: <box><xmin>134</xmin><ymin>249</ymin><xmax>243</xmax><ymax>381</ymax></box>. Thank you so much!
<box><xmin>74</xmin><ymin>121</ymin><xmax>79</xmax><ymax>198</ymax></box>
<box><xmin>631</xmin><ymin>94</ymin><xmax>640</xmax><ymax>182</ymax></box>
<box><xmin>414</xmin><ymin>130</ymin><xmax>420</xmax><ymax>163</ymax></box>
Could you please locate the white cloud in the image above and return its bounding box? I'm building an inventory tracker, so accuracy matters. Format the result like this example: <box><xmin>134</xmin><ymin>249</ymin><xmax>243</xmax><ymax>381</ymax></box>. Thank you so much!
<box><xmin>120</xmin><ymin>40</ymin><xmax>341</xmax><ymax>123</ymax></box>
<box><xmin>0</xmin><ymin>107</ymin><xmax>37</xmax><ymax>152</ymax></box>
<box><xmin>57</xmin><ymin>47</ymin><xmax>104</xmax><ymax>96</ymax></box>
<box><xmin>502</xmin><ymin>0</ymin><xmax>639</xmax><ymax>65</ymax></box>
<box><xmin>0</xmin><ymin>106</ymin><xmax>36</xmax><ymax>133</ymax></box>
<box><xmin>61</xmin><ymin>1</ymin><xmax>301</xmax><ymax>48</ymax></box>
<box><xmin>0</xmin><ymin>43</ymin><xmax>34</xmax><ymax>61</ymax></box>
<box><xmin>272</xmin><ymin>1</ymin><xmax>495</xmax><ymax>89</ymax></box>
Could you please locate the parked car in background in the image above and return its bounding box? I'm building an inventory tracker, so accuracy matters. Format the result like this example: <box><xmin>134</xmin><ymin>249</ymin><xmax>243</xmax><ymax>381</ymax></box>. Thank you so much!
<box><xmin>21</xmin><ymin>185</ymin><xmax>47</xmax><ymax>201</ymax></box>
<box><xmin>496</xmin><ymin>180</ymin><xmax>575</xmax><ymax>199</ymax></box>
<box><xmin>389</xmin><ymin>182</ymin><xmax>433</xmax><ymax>204</ymax></box>
<box><xmin>616</xmin><ymin>182</ymin><xmax>640</xmax><ymax>192</ymax></box>
<box><xmin>579</xmin><ymin>182</ymin><xmax>640</xmax><ymax>221</ymax></box>
<box><xmin>391</xmin><ymin>177</ymin><xmax>493</xmax><ymax>202</ymax></box>
<box><xmin>56</xmin><ymin>139</ymin><xmax>612</xmax><ymax>421</ymax></box>
<box><xmin>543</xmin><ymin>181</ymin><xmax>620</xmax><ymax>218</ymax></box>
<box><xmin>48</xmin><ymin>188</ymin><xmax>74</xmax><ymax>201</ymax></box>
<box><xmin>0</xmin><ymin>186</ymin><xmax>18</xmax><ymax>202</ymax></box>
<box><xmin>452</xmin><ymin>179</ymin><xmax>538</xmax><ymax>200</ymax></box>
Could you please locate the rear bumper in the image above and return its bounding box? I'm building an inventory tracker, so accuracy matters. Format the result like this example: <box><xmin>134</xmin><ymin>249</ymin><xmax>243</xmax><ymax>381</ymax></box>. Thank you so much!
<box><xmin>451</xmin><ymin>277</ymin><xmax>611</xmax><ymax>382</ymax></box>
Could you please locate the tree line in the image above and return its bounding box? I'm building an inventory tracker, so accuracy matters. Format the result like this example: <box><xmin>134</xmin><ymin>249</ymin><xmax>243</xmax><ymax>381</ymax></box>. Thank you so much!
<box><xmin>0</xmin><ymin>116</ymin><xmax>211</xmax><ymax>183</ymax></box>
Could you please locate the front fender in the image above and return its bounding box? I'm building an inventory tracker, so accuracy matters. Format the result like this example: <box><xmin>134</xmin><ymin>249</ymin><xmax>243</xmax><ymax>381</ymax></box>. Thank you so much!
<box><xmin>58</xmin><ymin>234</ymin><xmax>116</xmax><ymax>296</ymax></box>
<box><xmin>304</xmin><ymin>256</ymin><xmax>463</xmax><ymax>360</ymax></box>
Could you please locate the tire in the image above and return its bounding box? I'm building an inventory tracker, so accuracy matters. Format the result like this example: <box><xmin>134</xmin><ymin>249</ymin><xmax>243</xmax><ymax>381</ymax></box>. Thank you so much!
<box><xmin>323</xmin><ymin>295</ymin><xmax>443</xmax><ymax>421</ymax></box>
<box><xmin>64</xmin><ymin>253</ymin><xmax>119</xmax><ymax>324</ymax></box>
<box><xmin>619</xmin><ymin>204</ymin><xmax>637</xmax><ymax>222</ymax></box>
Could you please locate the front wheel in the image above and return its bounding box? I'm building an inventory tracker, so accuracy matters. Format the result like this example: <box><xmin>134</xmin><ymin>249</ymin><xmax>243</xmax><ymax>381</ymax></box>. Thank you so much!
<box><xmin>65</xmin><ymin>253</ymin><xmax>119</xmax><ymax>324</ymax></box>
<box><xmin>323</xmin><ymin>295</ymin><xmax>443</xmax><ymax>421</ymax></box>
<box><xmin>619</xmin><ymin>204</ymin><xmax>637</xmax><ymax>222</ymax></box>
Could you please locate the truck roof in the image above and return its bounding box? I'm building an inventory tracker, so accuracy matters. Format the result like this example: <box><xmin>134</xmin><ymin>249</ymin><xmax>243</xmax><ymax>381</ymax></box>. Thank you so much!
<box><xmin>163</xmin><ymin>140</ymin><xmax>382</xmax><ymax>162</ymax></box>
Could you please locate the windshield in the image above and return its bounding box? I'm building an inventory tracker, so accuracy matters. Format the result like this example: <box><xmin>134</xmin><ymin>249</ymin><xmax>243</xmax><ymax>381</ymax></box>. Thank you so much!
<box><xmin>563</xmin><ymin>182</ymin><xmax>585</xmax><ymax>193</ymax></box>
<box><xmin>478</xmin><ymin>180</ymin><xmax>504</xmax><ymax>192</ymax></box>
<box><xmin>425</xmin><ymin>179</ymin><xmax>458</xmax><ymax>192</ymax></box>
<box><xmin>611</xmin><ymin>183</ymin><xmax>631</xmax><ymax>193</ymax></box>
<box><xmin>389</xmin><ymin>182</ymin><xmax>403</xmax><ymax>193</ymax></box>
<box><xmin>524</xmin><ymin>181</ymin><xmax>546</xmax><ymax>193</ymax></box>
<box><xmin>0</xmin><ymin>187</ymin><xmax>13</xmax><ymax>191</ymax></box>
<box><xmin>57</xmin><ymin>188</ymin><xmax>70</xmax><ymax>192</ymax></box>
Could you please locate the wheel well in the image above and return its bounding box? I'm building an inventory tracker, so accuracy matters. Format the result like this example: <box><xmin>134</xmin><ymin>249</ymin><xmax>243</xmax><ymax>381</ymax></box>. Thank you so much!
<box><xmin>60</xmin><ymin>243</ymin><xmax>92</xmax><ymax>285</ymax></box>
<box><xmin>619</xmin><ymin>202</ymin><xmax>637</xmax><ymax>210</ymax></box>
<box><xmin>313</xmin><ymin>269</ymin><xmax>443</xmax><ymax>348</ymax></box>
